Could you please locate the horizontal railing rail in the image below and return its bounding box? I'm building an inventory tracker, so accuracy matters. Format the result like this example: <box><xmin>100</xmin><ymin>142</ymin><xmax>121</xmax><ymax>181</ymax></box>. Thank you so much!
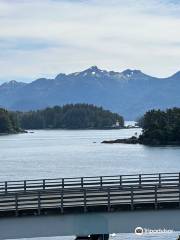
<box><xmin>0</xmin><ymin>172</ymin><xmax>180</xmax><ymax>194</ymax></box>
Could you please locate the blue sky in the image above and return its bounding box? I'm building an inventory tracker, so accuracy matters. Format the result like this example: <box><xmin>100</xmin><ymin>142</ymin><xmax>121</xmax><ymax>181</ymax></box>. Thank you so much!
<box><xmin>0</xmin><ymin>0</ymin><xmax>180</xmax><ymax>82</ymax></box>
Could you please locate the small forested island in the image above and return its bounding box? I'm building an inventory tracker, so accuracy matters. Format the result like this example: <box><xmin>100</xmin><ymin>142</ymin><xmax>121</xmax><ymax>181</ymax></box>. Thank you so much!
<box><xmin>102</xmin><ymin>108</ymin><xmax>180</xmax><ymax>146</ymax></box>
<box><xmin>0</xmin><ymin>108</ymin><xmax>22</xmax><ymax>134</ymax></box>
<box><xmin>0</xmin><ymin>104</ymin><xmax>124</xmax><ymax>133</ymax></box>
<box><xmin>18</xmin><ymin>104</ymin><xmax>124</xmax><ymax>129</ymax></box>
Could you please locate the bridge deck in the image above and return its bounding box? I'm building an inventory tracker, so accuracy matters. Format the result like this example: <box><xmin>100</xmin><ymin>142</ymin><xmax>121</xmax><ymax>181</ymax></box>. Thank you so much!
<box><xmin>0</xmin><ymin>172</ymin><xmax>180</xmax><ymax>217</ymax></box>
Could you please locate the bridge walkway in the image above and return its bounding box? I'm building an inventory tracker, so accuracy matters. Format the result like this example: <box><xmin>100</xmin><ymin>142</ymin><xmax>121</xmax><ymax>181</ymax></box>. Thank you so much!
<box><xmin>0</xmin><ymin>172</ymin><xmax>180</xmax><ymax>217</ymax></box>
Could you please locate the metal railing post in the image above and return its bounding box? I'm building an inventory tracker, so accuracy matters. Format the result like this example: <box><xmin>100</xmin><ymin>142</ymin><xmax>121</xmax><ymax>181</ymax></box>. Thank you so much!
<box><xmin>139</xmin><ymin>174</ymin><xmax>142</xmax><ymax>187</ymax></box>
<box><xmin>81</xmin><ymin>177</ymin><xmax>84</xmax><ymax>188</ymax></box>
<box><xmin>159</xmin><ymin>174</ymin><xmax>161</xmax><ymax>186</ymax></box>
<box><xmin>61</xmin><ymin>190</ymin><xmax>64</xmax><ymax>214</ymax></box>
<box><xmin>5</xmin><ymin>181</ymin><xmax>7</xmax><ymax>194</ymax></box>
<box><xmin>62</xmin><ymin>178</ymin><xmax>64</xmax><ymax>189</ymax></box>
<box><xmin>43</xmin><ymin>179</ymin><xmax>45</xmax><ymax>190</ymax></box>
<box><xmin>155</xmin><ymin>185</ymin><xmax>158</xmax><ymax>209</ymax></box>
<box><xmin>38</xmin><ymin>191</ymin><xmax>41</xmax><ymax>215</ymax></box>
<box><xmin>120</xmin><ymin>175</ymin><xmax>122</xmax><ymax>186</ymax></box>
<box><xmin>24</xmin><ymin>180</ymin><xmax>26</xmax><ymax>192</ymax></box>
<box><xmin>131</xmin><ymin>187</ymin><xmax>134</xmax><ymax>210</ymax></box>
<box><xmin>107</xmin><ymin>188</ymin><xmax>111</xmax><ymax>212</ymax></box>
<box><xmin>100</xmin><ymin>176</ymin><xmax>103</xmax><ymax>188</ymax></box>
<box><xmin>15</xmin><ymin>193</ymin><xmax>18</xmax><ymax>216</ymax></box>
<box><xmin>84</xmin><ymin>189</ymin><xmax>87</xmax><ymax>213</ymax></box>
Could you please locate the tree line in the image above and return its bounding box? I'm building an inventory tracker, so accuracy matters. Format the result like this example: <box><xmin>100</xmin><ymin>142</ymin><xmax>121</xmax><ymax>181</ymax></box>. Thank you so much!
<box><xmin>0</xmin><ymin>104</ymin><xmax>124</xmax><ymax>132</ymax></box>
<box><xmin>18</xmin><ymin>104</ymin><xmax>124</xmax><ymax>129</ymax></box>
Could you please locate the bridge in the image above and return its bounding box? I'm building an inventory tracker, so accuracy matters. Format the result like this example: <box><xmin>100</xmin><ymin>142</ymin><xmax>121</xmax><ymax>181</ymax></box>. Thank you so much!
<box><xmin>0</xmin><ymin>172</ymin><xmax>180</xmax><ymax>239</ymax></box>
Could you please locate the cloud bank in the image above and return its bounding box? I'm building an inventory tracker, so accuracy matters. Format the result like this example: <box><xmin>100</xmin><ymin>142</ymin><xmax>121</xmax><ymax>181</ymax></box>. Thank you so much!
<box><xmin>0</xmin><ymin>0</ymin><xmax>180</xmax><ymax>82</ymax></box>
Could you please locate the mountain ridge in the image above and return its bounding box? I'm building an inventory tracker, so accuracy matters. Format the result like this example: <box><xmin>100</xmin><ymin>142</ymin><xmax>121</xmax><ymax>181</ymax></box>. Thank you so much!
<box><xmin>0</xmin><ymin>66</ymin><xmax>180</xmax><ymax>120</ymax></box>
<box><xmin>2</xmin><ymin>66</ymin><xmax>178</xmax><ymax>86</ymax></box>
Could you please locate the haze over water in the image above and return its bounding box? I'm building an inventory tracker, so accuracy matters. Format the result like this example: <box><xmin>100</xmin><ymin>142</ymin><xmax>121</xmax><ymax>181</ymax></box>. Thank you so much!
<box><xmin>0</xmin><ymin>128</ymin><xmax>180</xmax><ymax>239</ymax></box>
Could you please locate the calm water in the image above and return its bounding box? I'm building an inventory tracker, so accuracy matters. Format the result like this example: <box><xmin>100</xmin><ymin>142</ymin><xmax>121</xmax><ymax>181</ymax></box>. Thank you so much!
<box><xmin>1</xmin><ymin>129</ymin><xmax>180</xmax><ymax>240</ymax></box>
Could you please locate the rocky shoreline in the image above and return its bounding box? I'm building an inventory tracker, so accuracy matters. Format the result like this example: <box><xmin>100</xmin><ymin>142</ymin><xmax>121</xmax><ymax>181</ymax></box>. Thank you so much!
<box><xmin>102</xmin><ymin>136</ymin><xmax>180</xmax><ymax>146</ymax></box>
<box><xmin>102</xmin><ymin>136</ymin><xmax>140</xmax><ymax>144</ymax></box>
<box><xmin>0</xmin><ymin>129</ymin><xmax>28</xmax><ymax>136</ymax></box>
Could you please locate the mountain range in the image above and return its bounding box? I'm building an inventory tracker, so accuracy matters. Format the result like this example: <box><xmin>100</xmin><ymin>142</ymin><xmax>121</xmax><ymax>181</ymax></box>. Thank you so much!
<box><xmin>0</xmin><ymin>66</ymin><xmax>180</xmax><ymax>120</ymax></box>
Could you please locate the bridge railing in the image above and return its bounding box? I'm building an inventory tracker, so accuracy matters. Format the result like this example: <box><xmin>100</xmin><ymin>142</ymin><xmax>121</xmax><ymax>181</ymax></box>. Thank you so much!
<box><xmin>0</xmin><ymin>183</ymin><xmax>180</xmax><ymax>216</ymax></box>
<box><xmin>0</xmin><ymin>172</ymin><xmax>180</xmax><ymax>194</ymax></box>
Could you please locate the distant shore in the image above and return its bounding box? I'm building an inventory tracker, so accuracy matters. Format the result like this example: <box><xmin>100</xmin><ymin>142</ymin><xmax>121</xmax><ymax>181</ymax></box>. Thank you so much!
<box><xmin>0</xmin><ymin>126</ymin><xmax>140</xmax><ymax>134</ymax></box>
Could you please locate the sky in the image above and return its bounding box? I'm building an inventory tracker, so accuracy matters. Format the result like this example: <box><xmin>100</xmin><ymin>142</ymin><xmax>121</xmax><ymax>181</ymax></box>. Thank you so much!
<box><xmin>0</xmin><ymin>0</ymin><xmax>180</xmax><ymax>82</ymax></box>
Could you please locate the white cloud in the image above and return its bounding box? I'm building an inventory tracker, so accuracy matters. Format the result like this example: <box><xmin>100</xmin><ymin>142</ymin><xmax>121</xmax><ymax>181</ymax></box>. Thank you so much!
<box><xmin>0</xmin><ymin>0</ymin><xmax>180</xmax><ymax>82</ymax></box>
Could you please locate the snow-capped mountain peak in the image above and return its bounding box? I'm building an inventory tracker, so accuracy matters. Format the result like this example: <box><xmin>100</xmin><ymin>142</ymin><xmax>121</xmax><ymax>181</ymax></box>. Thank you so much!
<box><xmin>70</xmin><ymin>66</ymin><xmax>106</xmax><ymax>78</ymax></box>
